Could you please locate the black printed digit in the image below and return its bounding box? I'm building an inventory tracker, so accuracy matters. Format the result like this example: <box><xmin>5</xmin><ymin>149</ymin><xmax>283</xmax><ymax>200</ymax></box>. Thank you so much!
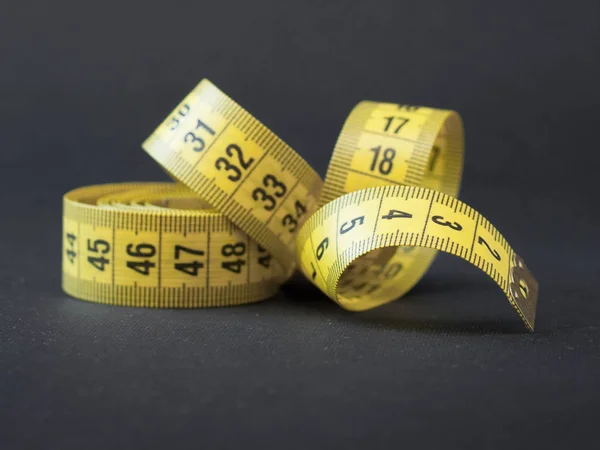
<box><xmin>174</xmin><ymin>245</ymin><xmax>205</xmax><ymax>276</ymax></box>
<box><xmin>431</xmin><ymin>215</ymin><xmax>463</xmax><ymax>231</ymax></box>
<box><xmin>478</xmin><ymin>236</ymin><xmax>501</xmax><ymax>261</ymax></box>
<box><xmin>282</xmin><ymin>200</ymin><xmax>307</xmax><ymax>233</ymax></box>
<box><xmin>383</xmin><ymin>116</ymin><xmax>409</xmax><ymax>133</ymax></box>
<box><xmin>257</xmin><ymin>245</ymin><xmax>272</xmax><ymax>269</ymax></box>
<box><xmin>87</xmin><ymin>238</ymin><xmax>110</xmax><ymax>271</ymax></box>
<box><xmin>221</xmin><ymin>242</ymin><xmax>246</xmax><ymax>274</ymax></box>
<box><xmin>169</xmin><ymin>104</ymin><xmax>190</xmax><ymax>131</ymax></box>
<box><xmin>316</xmin><ymin>237</ymin><xmax>329</xmax><ymax>261</ymax></box>
<box><xmin>339</xmin><ymin>216</ymin><xmax>364</xmax><ymax>234</ymax></box>
<box><xmin>65</xmin><ymin>233</ymin><xmax>77</xmax><ymax>264</ymax></box>
<box><xmin>429</xmin><ymin>146</ymin><xmax>440</xmax><ymax>171</ymax></box>
<box><xmin>369</xmin><ymin>146</ymin><xmax>396</xmax><ymax>175</ymax></box>
<box><xmin>126</xmin><ymin>243</ymin><xmax>156</xmax><ymax>275</ymax></box>
<box><xmin>381</xmin><ymin>209</ymin><xmax>412</xmax><ymax>220</ymax></box>
<box><xmin>253</xmin><ymin>174</ymin><xmax>288</xmax><ymax>211</ymax></box>
<box><xmin>215</xmin><ymin>143</ymin><xmax>254</xmax><ymax>182</ymax></box>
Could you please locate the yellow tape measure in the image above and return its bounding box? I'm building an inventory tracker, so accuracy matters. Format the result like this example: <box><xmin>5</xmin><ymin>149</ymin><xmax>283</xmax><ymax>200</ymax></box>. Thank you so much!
<box><xmin>62</xmin><ymin>79</ymin><xmax>539</xmax><ymax>330</ymax></box>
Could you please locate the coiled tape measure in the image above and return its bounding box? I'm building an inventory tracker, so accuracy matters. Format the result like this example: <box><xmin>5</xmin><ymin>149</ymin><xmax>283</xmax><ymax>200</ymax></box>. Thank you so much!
<box><xmin>62</xmin><ymin>79</ymin><xmax>539</xmax><ymax>331</ymax></box>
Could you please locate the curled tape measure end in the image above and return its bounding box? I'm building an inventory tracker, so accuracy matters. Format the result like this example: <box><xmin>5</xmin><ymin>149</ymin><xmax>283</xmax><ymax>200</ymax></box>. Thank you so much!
<box><xmin>296</xmin><ymin>185</ymin><xmax>539</xmax><ymax>332</ymax></box>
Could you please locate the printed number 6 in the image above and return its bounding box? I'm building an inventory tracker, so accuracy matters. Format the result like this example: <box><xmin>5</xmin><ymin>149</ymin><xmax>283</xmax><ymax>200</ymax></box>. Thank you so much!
<box><xmin>316</xmin><ymin>237</ymin><xmax>329</xmax><ymax>261</ymax></box>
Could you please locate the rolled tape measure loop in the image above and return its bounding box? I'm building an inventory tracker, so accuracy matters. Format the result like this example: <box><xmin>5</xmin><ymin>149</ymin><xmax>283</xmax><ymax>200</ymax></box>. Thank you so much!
<box><xmin>62</xmin><ymin>79</ymin><xmax>539</xmax><ymax>330</ymax></box>
<box><xmin>142</xmin><ymin>80</ymin><xmax>323</xmax><ymax>278</ymax></box>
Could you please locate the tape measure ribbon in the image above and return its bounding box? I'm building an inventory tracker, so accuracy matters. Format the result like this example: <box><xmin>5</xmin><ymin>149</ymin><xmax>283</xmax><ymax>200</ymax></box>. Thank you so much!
<box><xmin>62</xmin><ymin>79</ymin><xmax>539</xmax><ymax>331</ymax></box>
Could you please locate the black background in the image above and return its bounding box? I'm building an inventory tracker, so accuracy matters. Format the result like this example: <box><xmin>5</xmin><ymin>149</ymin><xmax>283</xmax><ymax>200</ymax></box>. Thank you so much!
<box><xmin>1</xmin><ymin>0</ymin><xmax>599</xmax><ymax>448</ymax></box>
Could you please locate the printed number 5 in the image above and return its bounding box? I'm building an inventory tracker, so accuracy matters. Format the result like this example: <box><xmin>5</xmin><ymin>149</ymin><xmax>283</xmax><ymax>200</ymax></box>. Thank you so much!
<box><xmin>340</xmin><ymin>216</ymin><xmax>364</xmax><ymax>234</ymax></box>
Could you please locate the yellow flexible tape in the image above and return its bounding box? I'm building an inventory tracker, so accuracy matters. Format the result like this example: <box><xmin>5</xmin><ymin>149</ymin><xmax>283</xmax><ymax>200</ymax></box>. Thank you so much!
<box><xmin>62</xmin><ymin>79</ymin><xmax>539</xmax><ymax>330</ymax></box>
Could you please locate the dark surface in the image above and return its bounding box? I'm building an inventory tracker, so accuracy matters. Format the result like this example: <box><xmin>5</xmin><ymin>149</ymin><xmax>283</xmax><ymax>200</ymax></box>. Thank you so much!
<box><xmin>1</xmin><ymin>0</ymin><xmax>599</xmax><ymax>448</ymax></box>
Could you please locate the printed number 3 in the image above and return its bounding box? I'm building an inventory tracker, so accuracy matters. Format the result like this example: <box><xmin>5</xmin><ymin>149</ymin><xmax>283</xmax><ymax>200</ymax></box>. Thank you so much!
<box><xmin>432</xmin><ymin>215</ymin><xmax>462</xmax><ymax>231</ymax></box>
